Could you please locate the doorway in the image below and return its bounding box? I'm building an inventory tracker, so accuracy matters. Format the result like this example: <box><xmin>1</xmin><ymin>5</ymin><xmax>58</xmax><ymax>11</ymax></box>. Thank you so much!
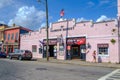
<box><xmin>71</xmin><ymin>45</ymin><xmax>80</xmax><ymax>59</ymax></box>
<box><xmin>49</xmin><ymin>45</ymin><xmax>54</xmax><ymax>57</ymax></box>
<box><xmin>80</xmin><ymin>44</ymin><xmax>86</xmax><ymax>60</ymax></box>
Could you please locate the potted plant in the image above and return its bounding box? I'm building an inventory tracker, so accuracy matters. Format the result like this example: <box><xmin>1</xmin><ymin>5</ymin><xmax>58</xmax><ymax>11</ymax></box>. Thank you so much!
<box><xmin>110</xmin><ymin>39</ymin><xmax>116</xmax><ymax>44</ymax></box>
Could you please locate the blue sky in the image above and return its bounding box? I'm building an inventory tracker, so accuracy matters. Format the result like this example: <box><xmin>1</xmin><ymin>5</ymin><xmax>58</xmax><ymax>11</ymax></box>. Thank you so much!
<box><xmin>0</xmin><ymin>0</ymin><xmax>117</xmax><ymax>30</ymax></box>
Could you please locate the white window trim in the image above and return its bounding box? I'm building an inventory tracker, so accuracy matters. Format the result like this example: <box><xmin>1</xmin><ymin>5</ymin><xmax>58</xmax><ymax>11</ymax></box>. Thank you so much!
<box><xmin>97</xmin><ymin>47</ymin><xmax>109</xmax><ymax>57</ymax></box>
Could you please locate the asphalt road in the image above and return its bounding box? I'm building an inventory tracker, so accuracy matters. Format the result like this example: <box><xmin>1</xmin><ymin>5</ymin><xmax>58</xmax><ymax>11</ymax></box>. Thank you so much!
<box><xmin>0</xmin><ymin>58</ymin><xmax>116</xmax><ymax>80</ymax></box>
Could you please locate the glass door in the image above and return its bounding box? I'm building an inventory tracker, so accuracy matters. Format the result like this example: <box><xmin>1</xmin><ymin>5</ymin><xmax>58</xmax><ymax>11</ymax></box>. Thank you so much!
<box><xmin>72</xmin><ymin>47</ymin><xmax>79</xmax><ymax>58</ymax></box>
<box><xmin>80</xmin><ymin>44</ymin><xmax>86</xmax><ymax>60</ymax></box>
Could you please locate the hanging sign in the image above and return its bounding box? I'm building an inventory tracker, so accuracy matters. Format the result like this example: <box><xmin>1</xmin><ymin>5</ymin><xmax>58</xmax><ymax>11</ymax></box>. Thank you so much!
<box><xmin>67</xmin><ymin>46</ymin><xmax>71</xmax><ymax>50</ymax></box>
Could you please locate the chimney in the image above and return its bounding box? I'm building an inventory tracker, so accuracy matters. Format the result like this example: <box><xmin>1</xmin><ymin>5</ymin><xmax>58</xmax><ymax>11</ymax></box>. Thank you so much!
<box><xmin>13</xmin><ymin>23</ymin><xmax>16</xmax><ymax>27</ymax></box>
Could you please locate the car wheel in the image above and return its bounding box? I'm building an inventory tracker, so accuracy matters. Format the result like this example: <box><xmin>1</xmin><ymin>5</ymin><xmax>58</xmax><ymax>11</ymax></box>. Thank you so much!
<box><xmin>28</xmin><ymin>58</ymin><xmax>32</xmax><ymax>60</ymax></box>
<box><xmin>9</xmin><ymin>56</ymin><xmax>12</xmax><ymax>59</ymax></box>
<box><xmin>19</xmin><ymin>56</ymin><xmax>22</xmax><ymax>60</ymax></box>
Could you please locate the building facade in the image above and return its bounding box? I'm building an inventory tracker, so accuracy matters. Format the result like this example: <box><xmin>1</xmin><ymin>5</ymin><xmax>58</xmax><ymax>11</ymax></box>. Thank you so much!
<box><xmin>20</xmin><ymin>0</ymin><xmax>120</xmax><ymax>63</ymax></box>
<box><xmin>20</xmin><ymin>19</ymin><xmax>119</xmax><ymax>63</ymax></box>
<box><xmin>0</xmin><ymin>24</ymin><xmax>8</xmax><ymax>52</ymax></box>
<box><xmin>3</xmin><ymin>25</ymin><xmax>32</xmax><ymax>54</ymax></box>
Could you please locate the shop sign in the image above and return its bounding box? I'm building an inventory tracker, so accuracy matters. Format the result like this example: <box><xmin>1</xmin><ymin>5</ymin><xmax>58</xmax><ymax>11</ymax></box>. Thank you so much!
<box><xmin>97</xmin><ymin>44</ymin><xmax>109</xmax><ymax>47</ymax></box>
<box><xmin>67</xmin><ymin>38</ymin><xmax>86</xmax><ymax>45</ymax></box>
<box><xmin>76</xmin><ymin>38</ymin><xmax>86</xmax><ymax>45</ymax></box>
<box><xmin>67</xmin><ymin>46</ymin><xmax>71</xmax><ymax>50</ymax></box>
<box><xmin>44</xmin><ymin>39</ymin><xmax>57</xmax><ymax>45</ymax></box>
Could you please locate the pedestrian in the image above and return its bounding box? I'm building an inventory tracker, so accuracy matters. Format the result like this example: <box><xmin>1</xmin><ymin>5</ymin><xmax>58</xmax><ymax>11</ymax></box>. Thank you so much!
<box><xmin>92</xmin><ymin>50</ymin><xmax>96</xmax><ymax>62</ymax></box>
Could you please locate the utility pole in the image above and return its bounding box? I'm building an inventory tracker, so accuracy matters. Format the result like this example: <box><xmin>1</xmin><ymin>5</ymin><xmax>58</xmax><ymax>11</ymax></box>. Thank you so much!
<box><xmin>38</xmin><ymin>0</ymin><xmax>49</xmax><ymax>61</ymax></box>
<box><xmin>45</xmin><ymin>0</ymin><xmax>49</xmax><ymax>61</ymax></box>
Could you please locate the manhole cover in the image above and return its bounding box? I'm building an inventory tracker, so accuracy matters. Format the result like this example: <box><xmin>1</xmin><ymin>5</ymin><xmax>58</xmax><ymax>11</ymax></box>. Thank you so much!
<box><xmin>36</xmin><ymin>68</ymin><xmax>48</xmax><ymax>71</ymax></box>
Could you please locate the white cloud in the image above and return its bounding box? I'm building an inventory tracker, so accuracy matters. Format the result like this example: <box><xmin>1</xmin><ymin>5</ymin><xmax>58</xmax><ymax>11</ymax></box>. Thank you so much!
<box><xmin>0</xmin><ymin>0</ymin><xmax>13</xmax><ymax>8</ymax></box>
<box><xmin>96</xmin><ymin>15</ymin><xmax>111</xmax><ymax>22</ymax></box>
<box><xmin>0</xmin><ymin>21</ymin><xmax>5</xmax><ymax>24</ymax></box>
<box><xmin>100</xmin><ymin>0</ymin><xmax>109</xmax><ymax>4</ymax></box>
<box><xmin>8</xmin><ymin>6</ymin><xmax>46</xmax><ymax>30</ymax></box>
<box><xmin>41</xmin><ymin>23</ymin><xmax>46</xmax><ymax>27</ymax></box>
<box><xmin>87</xmin><ymin>1</ymin><xmax>95</xmax><ymax>7</ymax></box>
<box><xmin>76</xmin><ymin>17</ymin><xmax>87</xmax><ymax>22</ymax></box>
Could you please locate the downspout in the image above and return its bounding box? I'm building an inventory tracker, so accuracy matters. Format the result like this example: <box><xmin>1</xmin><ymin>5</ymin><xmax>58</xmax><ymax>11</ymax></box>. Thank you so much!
<box><xmin>118</xmin><ymin>17</ymin><xmax>120</xmax><ymax>63</ymax></box>
<box><xmin>65</xmin><ymin>20</ymin><xmax>69</xmax><ymax>60</ymax></box>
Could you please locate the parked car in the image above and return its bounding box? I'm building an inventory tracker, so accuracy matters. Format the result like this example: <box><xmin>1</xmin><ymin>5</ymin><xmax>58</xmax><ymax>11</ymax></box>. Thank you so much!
<box><xmin>9</xmin><ymin>50</ymin><xmax>32</xmax><ymax>60</ymax></box>
<box><xmin>0</xmin><ymin>52</ymin><xmax>7</xmax><ymax>58</ymax></box>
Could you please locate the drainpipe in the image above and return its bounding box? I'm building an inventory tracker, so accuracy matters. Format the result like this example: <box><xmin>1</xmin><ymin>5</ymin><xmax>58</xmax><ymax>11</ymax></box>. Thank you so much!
<box><xmin>118</xmin><ymin>17</ymin><xmax>120</xmax><ymax>63</ymax></box>
<box><xmin>65</xmin><ymin>20</ymin><xmax>69</xmax><ymax>60</ymax></box>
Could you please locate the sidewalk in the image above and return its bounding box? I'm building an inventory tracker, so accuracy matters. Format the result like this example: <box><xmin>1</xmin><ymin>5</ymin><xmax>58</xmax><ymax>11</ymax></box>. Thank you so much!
<box><xmin>37</xmin><ymin>58</ymin><xmax>120</xmax><ymax>68</ymax></box>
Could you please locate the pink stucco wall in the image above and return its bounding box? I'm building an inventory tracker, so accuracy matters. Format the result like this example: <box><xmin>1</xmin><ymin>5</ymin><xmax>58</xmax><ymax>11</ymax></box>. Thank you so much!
<box><xmin>20</xmin><ymin>19</ymin><xmax>120</xmax><ymax>63</ymax></box>
<box><xmin>20</xmin><ymin>32</ymin><xmax>43</xmax><ymax>58</ymax></box>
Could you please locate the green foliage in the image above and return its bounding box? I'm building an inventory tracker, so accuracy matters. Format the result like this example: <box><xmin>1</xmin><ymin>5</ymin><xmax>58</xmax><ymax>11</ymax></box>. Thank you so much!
<box><xmin>110</xmin><ymin>39</ymin><xmax>116</xmax><ymax>44</ymax></box>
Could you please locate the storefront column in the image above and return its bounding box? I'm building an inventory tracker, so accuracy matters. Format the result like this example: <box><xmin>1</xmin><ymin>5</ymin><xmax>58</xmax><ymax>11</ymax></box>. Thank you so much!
<box><xmin>57</xmin><ymin>42</ymin><xmax>65</xmax><ymax>60</ymax></box>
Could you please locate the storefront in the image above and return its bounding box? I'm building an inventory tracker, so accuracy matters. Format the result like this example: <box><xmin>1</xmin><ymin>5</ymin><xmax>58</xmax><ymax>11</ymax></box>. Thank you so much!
<box><xmin>3</xmin><ymin>43</ymin><xmax>19</xmax><ymax>55</ymax></box>
<box><xmin>43</xmin><ymin>39</ymin><xmax>57</xmax><ymax>58</ymax></box>
<box><xmin>66</xmin><ymin>37</ymin><xmax>86</xmax><ymax>60</ymax></box>
<box><xmin>20</xmin><ymin>18</ymin><xmax>120</xmax><ymax>63</ymax></box>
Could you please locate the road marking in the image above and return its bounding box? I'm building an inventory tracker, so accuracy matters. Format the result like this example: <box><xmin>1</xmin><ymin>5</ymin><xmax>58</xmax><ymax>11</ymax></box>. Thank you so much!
<box><xmin>98</xmin><ymin>69</ymin><xmax>120</xmax><ymax>80</ymax></box>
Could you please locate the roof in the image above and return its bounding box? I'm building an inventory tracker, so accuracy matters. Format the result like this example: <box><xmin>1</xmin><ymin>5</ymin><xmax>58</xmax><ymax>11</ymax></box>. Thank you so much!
<box><xmin>4</xmin><ymin>26</ymin><xmax>32</xmax><ymax>32</ymax></box>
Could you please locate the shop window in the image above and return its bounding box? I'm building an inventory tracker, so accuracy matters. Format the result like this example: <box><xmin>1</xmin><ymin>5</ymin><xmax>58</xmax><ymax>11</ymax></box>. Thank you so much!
<box><xmin>4</xmin><ymin>34</ymin><xmax>6</xmax><ymax>40</ymax></box>
<box><xmin>11</xmin><ymin>33</ymin><xmax>14</xmax><ymax>40</ymax></box>
<box><xmin>15</xmin><ymin>32</ymin><xmax>18</xmax><ymax>40</ymax></box>
<box><xmin>32</xmin><ymin>45</ymin><xmax>37</xmax><ymax>52</ymax></box>
<box><xmin>97</xmin><ymin>44</ymin><xmax>109</xmax><ymax>56</ymax></box>
<box><xmin>8</xmin><ymin>34</ymin><xmax>10</xmax><ymax>40</ymax></box>
<box><xmin>59</xmin><ymin>45</ymin><xmax>64</xmax><ymax>56</ymax></box>
<box><xmin>39</xmin><ymin>48</ymin><xmax>42</xmax><ymax>54</ymax></box>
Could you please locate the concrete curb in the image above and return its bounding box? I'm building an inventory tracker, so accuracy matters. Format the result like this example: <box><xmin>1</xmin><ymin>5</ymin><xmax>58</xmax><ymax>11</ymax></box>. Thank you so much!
<box><xmin>36</xmin><ymin>58</ymin><xmax>120</xmax><ymax>68</ymax></box>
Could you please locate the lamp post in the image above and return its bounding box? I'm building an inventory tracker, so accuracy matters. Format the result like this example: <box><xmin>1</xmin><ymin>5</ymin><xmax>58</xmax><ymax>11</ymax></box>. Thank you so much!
<box><xmin>38</xmin><ymin>0</ymin><xmax>49</xmax><ymax>61</ymax></box>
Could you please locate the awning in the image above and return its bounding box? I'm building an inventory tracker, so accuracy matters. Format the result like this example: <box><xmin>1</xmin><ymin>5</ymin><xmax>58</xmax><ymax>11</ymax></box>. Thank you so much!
<box><xmin>67</xmin><ymin>37</ymin><xmax>86</xmax><ymax>45</ymax></box>
<box><xmin>76</xmin><ymin>38</ymin><xmax>86</xmax><ymax>45</ymax></box>
<box><xmin>3</xmin><ymin>43</ymin><xmax>19</xmax><ymax>46</ymax></box>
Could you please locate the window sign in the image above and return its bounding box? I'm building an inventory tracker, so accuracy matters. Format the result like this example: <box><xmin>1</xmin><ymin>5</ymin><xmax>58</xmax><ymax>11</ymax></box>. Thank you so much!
<box><xmin>59</xmin><ymin>45</ymin><xmax>64</xmax><ymax>56</ymax></box>
<box><xmin>67</xmin><ymin>46</ymin><xmax>71</xmax><ymax>50</ymax></box>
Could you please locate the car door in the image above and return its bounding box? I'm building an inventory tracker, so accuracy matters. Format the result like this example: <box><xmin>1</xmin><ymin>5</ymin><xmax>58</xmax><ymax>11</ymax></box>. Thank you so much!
<box><xmin>14</xmin><ymin>50</ymin><xmax>20</xmax><ymax>58</ymax></box>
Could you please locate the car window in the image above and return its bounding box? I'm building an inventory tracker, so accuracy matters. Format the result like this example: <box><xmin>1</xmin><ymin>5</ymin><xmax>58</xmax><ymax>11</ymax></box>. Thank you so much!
<box><xmin>25</xmin><ymin>50</ymin><xmax>31</xmax><ymax>53</ymax></box>
<box><xmin>15</xmin><ymin>50</ymin><xmax>19</xmax><ymax>53</ymax></box>
<box><xmin>20</xmin><ymin>50</ymin><xmax>24</xmax><ymax>53</ymax></box>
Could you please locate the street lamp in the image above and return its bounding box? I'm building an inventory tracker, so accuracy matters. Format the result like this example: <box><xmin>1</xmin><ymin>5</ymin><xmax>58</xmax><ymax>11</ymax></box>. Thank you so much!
<box><xmin>38</xmin><ymin>0</ymin><xmax>49</xmax><ymax>61</ymax></box>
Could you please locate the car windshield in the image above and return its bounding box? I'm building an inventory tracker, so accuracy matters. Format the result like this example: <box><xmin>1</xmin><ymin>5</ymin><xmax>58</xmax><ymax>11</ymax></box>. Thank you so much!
<box><xmin>25</xmin><ymin>50</ymin><xmax>31</xmax><ymax>53</ymax></box>
<box><xmin>20</xmin><ymin>50</ymin><xmax>24</xmax><ymax>53</ymax></box>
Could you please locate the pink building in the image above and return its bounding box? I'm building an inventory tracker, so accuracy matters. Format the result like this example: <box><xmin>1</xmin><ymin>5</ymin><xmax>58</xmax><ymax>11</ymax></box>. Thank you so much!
<box><xmin>20</xmin><ymin>0</ymin><xmax>120</xmax><ymax>63</ymax></box>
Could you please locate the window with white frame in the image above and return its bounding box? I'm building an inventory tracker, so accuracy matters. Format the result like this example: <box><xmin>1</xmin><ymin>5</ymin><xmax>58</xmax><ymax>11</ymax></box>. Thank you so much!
<box><xmin>97</xmin><ymin>44</ymin><xmax>109</xmax><ymax>56</ymax></box>
<box><xmin>32</xmin><ymin>45</ymin><xmax>37</xmax><ymax>52</ymax></box>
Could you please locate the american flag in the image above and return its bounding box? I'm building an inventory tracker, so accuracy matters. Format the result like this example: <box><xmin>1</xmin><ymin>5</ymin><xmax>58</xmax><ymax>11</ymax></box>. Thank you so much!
<box><xmin>39</xmin><ymin>40</ymin><xmax>44</xmax><ymax>45</ymax></box>
<box><xmin>60</xmin><ymin>9</ymin><xmax>64</xmax><ymax>17</ymax></box>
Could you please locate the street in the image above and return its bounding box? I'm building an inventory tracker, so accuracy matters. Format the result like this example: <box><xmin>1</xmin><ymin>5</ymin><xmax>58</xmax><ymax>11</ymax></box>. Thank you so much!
<box><xmin>0</xmin><ymin>58</ymin><xmax>116</xmax><ymax>80</ymax></box>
